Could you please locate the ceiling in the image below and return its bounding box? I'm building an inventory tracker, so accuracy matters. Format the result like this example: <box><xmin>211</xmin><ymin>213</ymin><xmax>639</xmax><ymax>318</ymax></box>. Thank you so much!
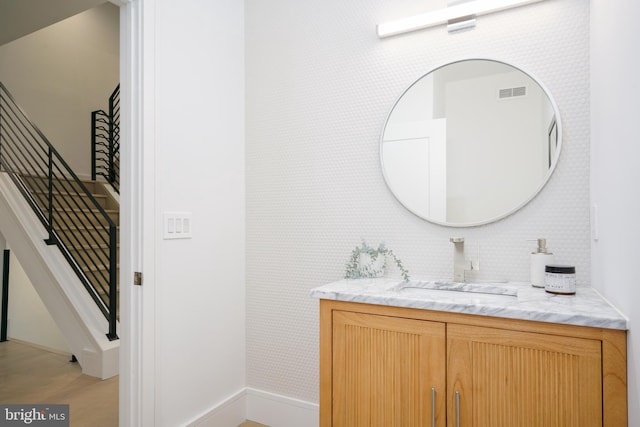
<box><xmin>0</xmin><ymin>0</ymin><xmax>106</xmax><ymax>46</ymax></box>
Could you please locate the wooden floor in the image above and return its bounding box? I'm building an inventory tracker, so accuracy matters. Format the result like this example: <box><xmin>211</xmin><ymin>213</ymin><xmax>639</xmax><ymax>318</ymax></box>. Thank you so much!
<box><xmin>0</xmin><ymin>340</ymin><xmax>118</xmax><ymax>426</ymax></box>
<box><xmin>0</xmin><ymin>340</ymin><xmax>269</xmax><ymax>427</ymax></box>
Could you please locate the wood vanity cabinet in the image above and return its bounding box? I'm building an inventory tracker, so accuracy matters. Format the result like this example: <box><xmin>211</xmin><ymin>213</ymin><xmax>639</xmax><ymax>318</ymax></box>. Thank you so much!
<box><xmin>320</xmin><ymin>300</ymin><xmax>627</xmax><ymax>427</ymax></box>
<box><xmin>331</xmin><ymin>310</ymin><xmax>446</xmax><ymax>427</ymax></box>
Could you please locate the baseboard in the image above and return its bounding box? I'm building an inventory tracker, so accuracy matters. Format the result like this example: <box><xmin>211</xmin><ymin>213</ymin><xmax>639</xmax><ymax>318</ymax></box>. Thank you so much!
<box><xmin>246</xmin><ymin>387</ymin><xmax>319</xmax><ymax>427</ymax></box>
<box><xmin>5</xmin><ymin>337</ymin><xmax>71</xmax><ymax>357</ymax></box>
<box><xmin>187</xmin><ymin>388</ymin><xmax>247</xmax><ymax>427</ymax></box>
<box><xmin>186</xmin><ymin>387</ymin><xmax>319</xmax><ymax>427</ymax></box>
<box><xmin>75</xmin><ymin>172</ymin><xmax>93</xmax><ymax>182</ymax></box>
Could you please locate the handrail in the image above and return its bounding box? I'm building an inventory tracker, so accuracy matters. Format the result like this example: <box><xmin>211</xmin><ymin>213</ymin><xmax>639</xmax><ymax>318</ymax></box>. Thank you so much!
<box><xmin>0</xmin><ymin>81</ymin><xmax>118</xmax><ymax>340</ymax></box>
<box><xmin>92</xmin><ymin>84</ymin><xmax>119</xmax><ymax>193</ymax></box>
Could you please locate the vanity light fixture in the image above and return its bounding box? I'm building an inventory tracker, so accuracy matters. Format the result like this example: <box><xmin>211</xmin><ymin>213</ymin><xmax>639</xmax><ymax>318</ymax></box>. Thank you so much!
<box><xmin>376</xmin><ymin>0</ymin><xmax>545</xmax><ymax>38</ymax></box>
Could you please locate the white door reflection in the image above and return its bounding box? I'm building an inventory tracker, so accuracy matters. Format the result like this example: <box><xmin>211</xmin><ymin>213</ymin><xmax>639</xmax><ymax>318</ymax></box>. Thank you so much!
<box><xmin>382</xmin><ymin>119</ymin><xmax>446</xmax><ymax>222</ymax></box>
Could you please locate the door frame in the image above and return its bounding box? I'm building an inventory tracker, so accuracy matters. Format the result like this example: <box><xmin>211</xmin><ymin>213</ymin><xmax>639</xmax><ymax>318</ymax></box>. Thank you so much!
<box><xmin>109</xmin><ymin>0</ymin><xmax>156</xmax><ymax>425</ymax></box>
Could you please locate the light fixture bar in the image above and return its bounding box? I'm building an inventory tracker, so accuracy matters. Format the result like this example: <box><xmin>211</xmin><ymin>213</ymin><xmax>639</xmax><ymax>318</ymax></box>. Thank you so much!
<box><xmin>377</xmin><ymin>0</ymin><xmax>545</xmax><ymax>38</ymax></box>
<box><xmin>447</xmin><ymin>14</ymin><xmax>477</xmax><ymax>32</ymax></box>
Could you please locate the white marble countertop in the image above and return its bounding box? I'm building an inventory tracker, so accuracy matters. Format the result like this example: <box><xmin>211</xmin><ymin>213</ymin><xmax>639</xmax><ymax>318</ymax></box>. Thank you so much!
<box><xmin>310</xmin><ymin>278</ymin><xmax>628</xmax><ymax>330</ymax></box>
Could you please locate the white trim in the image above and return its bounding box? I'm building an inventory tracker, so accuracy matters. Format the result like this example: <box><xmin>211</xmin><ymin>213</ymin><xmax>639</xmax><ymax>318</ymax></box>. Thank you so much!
<box><xmin>246</xmin><ymin>388</ymin><xmax>319</xmax><ymax>427</ymax></box>
<box><xmin>118</xmin><ymin>0</ymin><xmax>157</xmax><ymax>426</ymax></box>
<box><xmin>7</xmin><ymin>337</ymin><xmax>72</xmax><ymax>357</ymax></box>
<box><xmin>183</xmin><ymin>387</ymin><xmax>319</xmax><ymax>427</ymax></box>
<box><xmin>186</xmin><ymin>389</ymin><xmax>247</xmax><ymax>427</ymax></box>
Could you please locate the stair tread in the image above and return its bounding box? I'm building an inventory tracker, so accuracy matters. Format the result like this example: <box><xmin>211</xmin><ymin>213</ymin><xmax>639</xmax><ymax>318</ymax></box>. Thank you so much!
<box><xmin>55</xmin><ymin>206</ymin><xmax>118</xmax><ymax>213</ymax></box>
<box><xmin>83</xmin><ymin>263</ymin><xmax>120</xmax><ymax>273</ymax></box>
<box><xmin>68</xmin><ymin>243</ymin><xmax>120</xmax><ymax>250</ymax></box>
<box><xmin>58</xmin><ymin>224</ymin><xmax>120</xmax><ymax>230</ymax></box>
<box><xmin>32</xmin><ymin>189</ymin><xmax>107</xmax><ymax>197</ymax></box>
<box><xmin>19</xmin><ymin>174</ymin><xmax>100</xmax><ymax>184</ymax></box>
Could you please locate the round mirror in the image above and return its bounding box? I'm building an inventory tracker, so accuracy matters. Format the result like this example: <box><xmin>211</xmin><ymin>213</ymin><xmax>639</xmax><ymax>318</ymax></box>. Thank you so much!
<box><xmin>381</xmin><ymin>59</ymin><xmax>561</xmax><ymax>227</ymax></box>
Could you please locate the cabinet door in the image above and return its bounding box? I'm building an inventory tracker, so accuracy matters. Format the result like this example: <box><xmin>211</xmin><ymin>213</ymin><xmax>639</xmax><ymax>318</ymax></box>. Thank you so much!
<box><xmin>447</xmin><ymin>324</ymin><xmax>602</xmax><ymax>427</ymax></box>
<box><xmin>332</xmin><ymin>311</ymin><xmax>446</xmax><ymax>427</ymax></box>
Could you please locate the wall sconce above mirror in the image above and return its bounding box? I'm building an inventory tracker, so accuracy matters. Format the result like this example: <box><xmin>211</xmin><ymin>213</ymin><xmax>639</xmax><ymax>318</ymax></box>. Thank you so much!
<box><xmin>380</xmin><ymin>59</ymin><xmax>561</xmax><ymax>227</ymax></box>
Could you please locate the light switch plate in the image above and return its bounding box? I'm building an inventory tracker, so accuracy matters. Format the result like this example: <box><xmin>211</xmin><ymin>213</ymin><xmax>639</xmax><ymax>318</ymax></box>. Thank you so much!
<box><xmin>163</xmin><ymin>212</ymin><xmax>193</xmax><ymax>239</ymax></box>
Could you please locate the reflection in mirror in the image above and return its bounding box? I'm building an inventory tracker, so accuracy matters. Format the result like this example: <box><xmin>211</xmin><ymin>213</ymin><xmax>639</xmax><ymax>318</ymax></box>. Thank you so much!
<box><xmin>381</xmin><ymin>59</ymin><xmax>561</xmax><ymax>226</ymax></box>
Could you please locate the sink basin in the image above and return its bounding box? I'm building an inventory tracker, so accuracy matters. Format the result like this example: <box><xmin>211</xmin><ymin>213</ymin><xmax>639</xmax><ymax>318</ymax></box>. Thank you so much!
<box><xmin>390</xmin><ymin>280</ymin><xmax>518</xmax><ymax>297</ymax></box>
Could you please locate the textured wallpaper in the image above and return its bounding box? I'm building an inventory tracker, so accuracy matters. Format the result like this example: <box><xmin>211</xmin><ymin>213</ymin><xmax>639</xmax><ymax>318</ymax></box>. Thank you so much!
<box><xmin>246</xmin><ymin>0</ymin><xmax>590</xmax><ymax>403</ymax></box>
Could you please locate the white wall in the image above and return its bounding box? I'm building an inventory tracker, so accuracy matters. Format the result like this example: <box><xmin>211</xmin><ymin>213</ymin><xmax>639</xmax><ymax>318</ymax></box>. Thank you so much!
<box><xmin>148</xmin><ymin>0</ymin><xmax>246</xmax><ymax>425</ymax></box>
<box><xmin>246</xmin><ymin>0</ymin><xmax>591</xmax><ymax>410</ymax></box>
<box><xmin>446</xmin><ymin>70</ymin><xmax>548</xmax><ymax>223</ymax></box>
<box><xmin>4</xmin><ymin>245</ymin><xmax>70</xmax><ymax>354</ymax></box>
<box><xmin>591</xmin><ymin>1</ymin><xmax>640</xmax><ymax>424</ymax></box>
<box><xmin>0</xmin><ymin>2</ymin><xmax>119</xmax><ymax>178</ymax></box>
<box><xmin>0</xmin><ymin>0</ymin><xmax>105</xmax><ymax>45</ymax></box>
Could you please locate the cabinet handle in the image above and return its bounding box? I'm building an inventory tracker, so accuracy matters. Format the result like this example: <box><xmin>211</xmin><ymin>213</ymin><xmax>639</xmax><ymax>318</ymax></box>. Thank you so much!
<box><xmin>431</xmin><ymin>387</ymin><xmax>436</xmax><ymax>427</ymax></box>
<box><xmin>455</xmin><ymin>391</ymin><xmax>461</xmax><ymax>427</ymax></box>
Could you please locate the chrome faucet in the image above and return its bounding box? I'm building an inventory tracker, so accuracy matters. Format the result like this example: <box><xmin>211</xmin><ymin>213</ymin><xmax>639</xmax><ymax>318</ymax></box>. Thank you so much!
<box><xmin>450</xmin><ymin>237</ymin><xmax>479</xmax><ymax>282</ymax></box>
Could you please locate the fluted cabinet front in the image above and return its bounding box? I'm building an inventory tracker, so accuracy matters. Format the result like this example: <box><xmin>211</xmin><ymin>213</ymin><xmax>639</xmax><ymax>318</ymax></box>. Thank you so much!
<box><xmin>332</xmin><ymin>311</ymin><xmax>446</xmax><ymax>427</ymax></box>
<box><xmin>447</xmin><ymin>324</ymin><xmax>602</xmax><ymax>427</ymax></box>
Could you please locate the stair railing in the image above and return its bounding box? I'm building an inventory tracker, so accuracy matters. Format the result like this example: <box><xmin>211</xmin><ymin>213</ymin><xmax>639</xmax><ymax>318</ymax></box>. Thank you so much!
<box><xmin>92</xmin><ymin>84</ymin><xmax>120</xmax><ymax>193</ymax></box>
<box><xmin>0</xmin><ymin>82</ymin><xmax>118</xmax><ymax>340</ymax></box>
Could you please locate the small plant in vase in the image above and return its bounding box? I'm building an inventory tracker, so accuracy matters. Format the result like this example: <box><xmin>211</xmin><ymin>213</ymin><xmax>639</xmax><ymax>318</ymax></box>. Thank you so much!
<box><xmin>345</xmin><ymin>240</ymin><xmax>410</xmax><ymax>282</ymax></box>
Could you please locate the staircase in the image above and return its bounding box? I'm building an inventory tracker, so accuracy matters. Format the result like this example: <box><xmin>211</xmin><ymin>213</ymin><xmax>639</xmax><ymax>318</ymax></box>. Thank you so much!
<box><xmin>24</xmin><ymin>175</ymin><xmax>120</xmax><ymax>316</ymax></box>
<box><xmin>0</xmin><ymin>81</ymin><xmax>119</xmax><ymax>378</ymax></box>
<box><xmin>92</xmin><ymin>84</ymin><xmax>120</xmax><ymax>193</ymax></box>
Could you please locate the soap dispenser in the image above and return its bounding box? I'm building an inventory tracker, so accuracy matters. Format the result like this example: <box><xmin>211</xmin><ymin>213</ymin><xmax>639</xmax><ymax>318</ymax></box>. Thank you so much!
<box><xmin>530</xmin><ymin>238</ymin><xmax>554</xmax><ymax>288</ymax></box>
